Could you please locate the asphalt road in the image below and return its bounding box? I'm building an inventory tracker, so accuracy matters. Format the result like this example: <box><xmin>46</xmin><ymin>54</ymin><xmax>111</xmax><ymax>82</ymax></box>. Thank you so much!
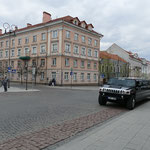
<box><xmin>0</xmin><ymin>85</ymin><xmax>108</xmax><ymax>143</ymax></box>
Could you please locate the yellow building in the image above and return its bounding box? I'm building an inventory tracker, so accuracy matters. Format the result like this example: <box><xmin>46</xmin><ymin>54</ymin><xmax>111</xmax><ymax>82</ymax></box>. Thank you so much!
<box><xmin>0</xmin><ymin>12</ymin><xmax>103</xmax><ymax>85</ymax></box>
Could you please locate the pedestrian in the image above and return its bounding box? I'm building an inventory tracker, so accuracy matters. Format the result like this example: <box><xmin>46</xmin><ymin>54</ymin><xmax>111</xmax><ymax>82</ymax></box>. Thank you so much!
<box><xmin>52</xmin><ymin>78</ymin><xmax>56</xmax><ymax>86</ymax></box>
<box><xmin>2</xmin><ymin>76</ymin><xmax>8</xmax><ymax>92</ymax></box>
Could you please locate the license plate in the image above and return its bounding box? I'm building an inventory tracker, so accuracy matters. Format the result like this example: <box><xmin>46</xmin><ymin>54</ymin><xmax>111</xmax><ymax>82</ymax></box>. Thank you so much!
<box><xmin>108</xmin><ymin>97</ymin><xmax>116</xmax><ymax>100</ymax></box>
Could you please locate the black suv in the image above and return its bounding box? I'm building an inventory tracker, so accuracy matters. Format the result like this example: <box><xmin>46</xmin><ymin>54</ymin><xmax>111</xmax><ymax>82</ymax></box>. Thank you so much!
<box><xmin>98</xmin><ymin>78</ymin><xmax>150</xmax><ymax>110</ymax></box>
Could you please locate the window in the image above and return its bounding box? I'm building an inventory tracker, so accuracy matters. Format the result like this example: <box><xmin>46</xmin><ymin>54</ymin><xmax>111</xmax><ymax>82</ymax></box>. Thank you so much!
<box><xmin>52</xmin><ymin>30</ymin><xmax>58</xmax><ymax>38</ymax></box>
<box><xmin>17</xmin><ymin>49</ymin><xmax>21</xmax><ymax>56</ymax></box>
<box><xmin>87</xmin><ymin>73</ymin><xmax>91</xmax><ymax>80</ymax></box>
<box><xmin>32</xmin><ymin>60</ymin><xmax>36</xmax><ymax>67</ymax></box>
<box><xmin>41</xmin><ymin>59</ymin><xmax>45</xmax><ymax>67</ymax></box>
<box><xmin>18</xmin><ymin>38</ymin><xmax>22</xmax><ymax>45</ymax></box>
<box><xmin>17</xmin><ymin>61</ymin><xmax>21</xmax><ymax>68</ymax></box>
<box><xmin>52</xmin><ymin>58</ymin><xmax>56</xmax><ymax>66</ymax></box>
<box><xmin>81</xmin><ymin>60</ymin><xmax>84</xmax><ymax>68</ymax></box>
<box><xmin>5</xmin><ymin>61</ymin><xmax>8</xmax><ymax>67</ymax></box>
<box><xmin>0</xmin><ymin>61</ymin><xmax>2</xmax><ymax>67</ymax></box>
<box><xmin>73</xmin><ymin>60</ymin><xmax>77</xmax><ymax>67</ymax></box>
<box><xmin>94</xmin><ymin>62</ymin><xmax>97</xmax><ymax>69</ymax></box>
<box><xmin>11</xmin><ymin>61</ymin><xmax>14</xmax><ymax>68</ymax></box>
<box><xmin>32</xmin><ymin>46</ymin><xmax>37</xmax><ymax>54</ymax></box>
<box><xmin>88</xmin><ymin>49</ymin><xmax>92</xmax><ymax>57</ymax></box>
<box><xmin>5</xmin><ymin>50</ymin><xmax>8</xmax><ymax>58</ymax></box>
<box><xmin>94</xmin><ymin>74</ymin><xmax>97</xmax><ymax>81</ymax></box>
<box><xmin>40</xmin><ymin>45</ymin><xmax>46</xmax><ymax>53</ymax></box>
<box><xmin>66</xmin><ymin>31</ymin><xmax>70</xmax><ymax>38</ymax></box>
<box><xmin>52</xmin><ymin>43</ymin><xmax>58</xmax><ymax>53</ymax></box>
<box><xmin>41</xmin><ymin>33</ymin><xmax>46</xmax><ymax>41</ymax></box>
<box><xmin>81</xmin><ymin>73</ymin><xmax>84</xmax><ymax>81</ymax></box>
<box><xmin>87</xmin><ymin>61</ymin><xmax>91</xmax><ymax>68</ymax></box>
<box><xmin>74</xmin><ymin>33</ymin><xmax>78</xmax><ymax>41</ymax></box>
<box><xmin>0</xmin><ymin>51</ymin><xmax>3</xmax><ymax>58</ymax></box>
<box><xmin>12</xmin><ymin>39</ymin><xmax>15</xmax><ymax>47</ymax></box>
<box><xmin>73</xmin><ymin>73</ymin><xmax>77</xmax><ymax>81</ymax></box>
<box><xmin>74</xmin><ymin>45</ymin><xmax>79</xmax><ymax>54</ymax></box>
<box><xmin>65</xmin><ymin>58</ymin><xmax>69</xmax><ymax>66</ymax></box>
<box><xmin>11</xmin><ymin>49</ymin><xmax>15</xmax><ymax>57</ymax></box>
<box><xmin>88</xmin><ymin>38</ymin><xmax>92</xmax><ymax>45</ymax></box>
<box><xmin>25</xmin><ymin>37</ymin><xmax>29</xmax><ymax>44</ymax></box>
<box><xmin>81</xmin><ymin>47</ymin><xmax>86</xmax><ymax>56</ymax></box>
<box><xmin>6</xmin><ymin>41</ymin><xmax>9</xmax><ymax>47</ymax></box>
<box><xmin>64</xmin><ymin>72</ymin><xmax>69</xmax><ymax>80</ymax></box>
<box><xmin>81</xmin><ymin>36</ymin><xmax>85</xmax><ymax>43</ymax></box>
<box><xmin>0</xmin><ymin>42</ymin><xmax>3</xmax><ymax>48</ymax></box>
<box><xmin>65</xmin><ymin>43</ymin><xmax>71</xmax><ymax>53</ymax></box>
<box><xmin>24</xmin><ymin>47</ymin><xmax>29</xmax><ymax>54</ymax></box>
<box><xmin>95</xmin><ymin>40</ymin><xmax>98</xmax><ymax>46</ymax></box>
<box><xmin>52</xmin><ymin>72</ymin><xmax>56</xmax><ymax>79</ymax></box>
<box><xmin>41</xmin><ymin>72</ymin><xmax>45</xmax><ymax>80</ymax></box>
<box><xmin>94</xmin><ymin>50</ymin><xmax>98</xmax><ymax>58</ymax></box>
<box><xmin>33</xmin><ymin>35</ymin><xmax>37</xmax><ymax>42</ymax></box>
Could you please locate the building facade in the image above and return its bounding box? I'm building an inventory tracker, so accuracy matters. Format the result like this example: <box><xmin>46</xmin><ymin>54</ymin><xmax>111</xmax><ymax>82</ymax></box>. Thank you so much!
<box><xmin>99</xmin><ymin>51</ymin><xmax>128</xmax><ymax>83</ymax></box>
<box><xmin>0</xmin><ymin>12</ymin><xmax>103</xmax><ymax>85</ymax></box>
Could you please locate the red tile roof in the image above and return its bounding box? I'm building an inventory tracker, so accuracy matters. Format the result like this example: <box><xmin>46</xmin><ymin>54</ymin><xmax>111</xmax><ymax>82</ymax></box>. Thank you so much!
<box><xmin>100</xmin><ymin>51</ymin><xmax>127</xmax><ymax>63</ymax></box>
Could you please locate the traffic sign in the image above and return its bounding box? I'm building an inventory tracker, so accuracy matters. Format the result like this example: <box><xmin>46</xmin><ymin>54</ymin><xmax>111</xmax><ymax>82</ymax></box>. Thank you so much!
<box><xmin>11</xmin><ymin>69</ymin><xmax>16</xmax><ymax>73</ymax></box>
<box><xmin>70</xmin><ymin>71</ymin><xmax>73</xmax><ymax>76</ymax></box>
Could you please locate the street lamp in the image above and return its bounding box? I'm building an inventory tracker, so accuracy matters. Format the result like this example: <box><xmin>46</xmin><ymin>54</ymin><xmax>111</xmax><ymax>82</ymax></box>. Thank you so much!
<box><xmin>3</xmin><ymin>23</ymin><xmax>16</xmax><ymax>88</ymax></box>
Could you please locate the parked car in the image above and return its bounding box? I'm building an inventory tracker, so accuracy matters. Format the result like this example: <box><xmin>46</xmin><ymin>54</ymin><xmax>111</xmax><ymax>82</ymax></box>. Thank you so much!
<box><xmin>98</xmin><ymin>78</ymin><xmax>150</xmax><ymax>110</ymax></box>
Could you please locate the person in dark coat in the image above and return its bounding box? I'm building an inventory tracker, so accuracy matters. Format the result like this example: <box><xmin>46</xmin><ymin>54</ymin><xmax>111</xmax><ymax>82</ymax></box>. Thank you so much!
<box><xmin>2</xmin><ymin>76</ymin><xmax>8</xmax><ymax>92</ymax></box>
<box><xmin>52</xmin><ymin>78</ymin><xmax>56</xmax><ymax>86</ymax></box>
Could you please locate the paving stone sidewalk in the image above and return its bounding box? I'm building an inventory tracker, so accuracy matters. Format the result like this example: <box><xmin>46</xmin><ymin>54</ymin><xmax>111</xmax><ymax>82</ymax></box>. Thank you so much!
<box><xmin>0</xmin><ymin>108</ymin><xmax>125</xmax><ymax>150</ymax></box>
<box><xmin>55</xmin><ymin>100</ymin><xmax>150</xmax><ymax>150</ymax></box>
<box><xmin>0</xmin><ymin>86</ymin><xmax>40</xmax><ymax>93</ymax></box>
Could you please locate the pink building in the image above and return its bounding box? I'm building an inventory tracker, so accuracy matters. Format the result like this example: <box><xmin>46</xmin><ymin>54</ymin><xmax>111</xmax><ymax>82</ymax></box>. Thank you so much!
<box><xmin>0</xmin><ymin>12</ymin><xmax>103</xmax><ymax>85</ymax></box>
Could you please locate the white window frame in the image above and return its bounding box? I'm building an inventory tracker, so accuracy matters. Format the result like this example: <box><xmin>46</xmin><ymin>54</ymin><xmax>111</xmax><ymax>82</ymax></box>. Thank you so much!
<box><xmin>95</xmin><ymin>40</ymin><xmax>98</xmax><ymax>46</ymax></box>
<box><xmin>81</xmin><ymin>73</ymin><xmax>84</xmax><ymax>81</ymax></box>
<box><xmin>24</xmin><ymin>47</ymin><xmax>29</xmax><ymax>54</ymax></box>
<box><xmin>41</xmin><ymin>33</ymin><xmax>46</xmax><ymax>41</ymax></box>
<box><xmin>88</xmin><ymin>38</ymin><xmax>92</xmax><ymax>45</ymax></box>
<box><xmin>65</xmin><ymin>58</ymin><xmax>69</xmax><ymax>66</ymax></box>
<box><xmin>73</xmin><ymin>60</ymin><xmax>77</xmax><ymax>67</ymax></box>
<box><xmin>87</xmin><ymin>73</ymin><xmax>91</xmax><ymax>80</ymax></box>
<box><xmin>5</xmin><ymin>50</ymin><xmax>8</xmax><ymax>58</ymax></box>
<box><xmin>12</xmin><ymin>39</ymin><xmax>15</xmax><ymax>47</ymax></box>
<box><xmin>40</xmin><ymin>44</ymin><xmax>46</xmax><ymax>54</ymax></box>
<box><xmin>11</xmin><ymin>49</ymin><xmax>15</xmax><ymax>57</ymax></box>
<box><xmin>33</xmin><ymin>35</ymin><xmax>37</xmax><ymax>42</ymax></box>
<box><xmin>65</xmin><ymin>43</ymin><xmax>71</xmax><ymax>53</ymax></box>
<box><xmin>52</xmin><ymin>43</ymin><xmax>58</xmax><ymax>53</ymax></box>
<box><xmin>52</xmin><ymin>58</ymin><xmax>56</xmax><ymax>66</ymax></box>
<box><xmin>66</xmin><ymin>31</ymin><xmax>70</xmax><ymax>38</ymax></box>
<box><xmin>73</xmin><ymin>72</ymin><xmax>77</xmax><ymax>81</ymax></box>
<box><xmin>64</xmin><ymin>72</ymin><xmax>69</xmax><ymax>80</ymax></box>
<box><xmin>94</xmin><ymin>74</ymin><xmax>97</xmax><ymax>81</ymax></box>
<box><xmin>25</xmin><ymin>37</ymin><xmax>29</xmax><ymax>44</ymax></box>
<box><xmin>81</xmin><ymin>60</ymin><xmax>84</xmax><ymax>68</ymax></box>
<box><xmin>81</xmin><ymin>36</ymin><xmax>85</xmax><ymax>43</ymax></box>
<box><xmin>74</xmin><ymin>33</ymin><xmax>78</xmax><ymax>41</ymax></box>
<box><xmin>18</xmin><ymin>38</ymin><xmax>22</xmax><ymax>45</ymax></box>
<box><xmin>94</xmin><ymin>50</ymin><xmax>98</xmax><ymax>58</ymax></box>
<box><xmin>88</xmin><ymin>48</ymin><xmax>92</xmax><ymax>57</ymax></box>
<box><xmin>87</xmin><ymin>61</ymin><xmax>91</xmax><ymax>68</ymax></box>
<box><xmin>81</xmin><ymin>47</ymin><xmax>86</xmax><ymax>56</ymax></box>
<box><xmin>0</xmin><ymin>50</ymin><xmax>3</xmax><ymax>58</ymax></box>
<box><xmin>73</xmin><ymin>45</ymin><xmax>79</xmax><ymax>54</ymax></box>
<box><xmin>52</xmin><ymin>30</ymin><xmax>58</xmax><ymax>38</ymax></box>
<box><xmin>41</xmin><ymin>72</ymin><xmax>45</xmax><ymax>80</ymax></box>
<box><xmin>52</xmin><ymin>72</ymin><xmax>56</xmax><ymax>79</ymax></box>
<box><xmin>32</xmin><ymin>46</ymin><xmax>37</xmax><ymax>54</ymax></box>
<box><xmin>94</xmin><ymin>62</ymin><xmax>97</xmax><ymax>69</ymax></box>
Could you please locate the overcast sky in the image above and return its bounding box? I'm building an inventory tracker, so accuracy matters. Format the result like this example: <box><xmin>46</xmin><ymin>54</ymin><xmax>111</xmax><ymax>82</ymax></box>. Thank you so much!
<box><xmin>0</xmin><ymin>0</ymin><xmax>150</xmax><ymax>60</ymax></box>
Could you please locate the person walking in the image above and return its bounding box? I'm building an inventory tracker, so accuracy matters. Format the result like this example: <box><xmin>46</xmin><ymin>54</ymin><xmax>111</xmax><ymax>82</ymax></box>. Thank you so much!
<box><xmin>2</xmin><ymin>76</ymin><xmax>8</xmax><ymax>92</ymax></box>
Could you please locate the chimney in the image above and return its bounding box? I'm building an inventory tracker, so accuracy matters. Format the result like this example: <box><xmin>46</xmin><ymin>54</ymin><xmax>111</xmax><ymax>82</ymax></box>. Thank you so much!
<box><xmin>0</xmin><ymin>29</ymin><xmax>2</xmax><ymax>35</ymax></box>
<box><xmin>42</xmin><ymin>11</ymin><xmax>51</xmax><ymax>23</ymax></box>
<box><xmin>27</xmin><ymin>23</ymin><xmax>32</xmax><ymax>27</ymax></box>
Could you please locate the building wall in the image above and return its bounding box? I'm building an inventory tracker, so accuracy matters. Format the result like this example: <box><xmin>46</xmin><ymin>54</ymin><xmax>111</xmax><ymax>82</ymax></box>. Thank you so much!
<box><xmin>0</xmin><ymin>21</ymin><xmax>101</xmax><ymax>85</ymax></box>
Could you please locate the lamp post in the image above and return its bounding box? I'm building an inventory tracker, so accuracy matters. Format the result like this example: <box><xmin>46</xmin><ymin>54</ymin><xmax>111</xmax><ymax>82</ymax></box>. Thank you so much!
<box><xmin>3</xmin><ymin>23</ymin><xmax>16</xmax><ymax>88</ymax></box>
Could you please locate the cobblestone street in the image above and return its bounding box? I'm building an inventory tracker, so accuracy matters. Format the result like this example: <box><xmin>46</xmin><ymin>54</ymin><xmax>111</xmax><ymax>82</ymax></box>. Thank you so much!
<box><xmin>0</xmin><ymin>85</ymin><xmax>126</xmax><ymax>149</ymax></box>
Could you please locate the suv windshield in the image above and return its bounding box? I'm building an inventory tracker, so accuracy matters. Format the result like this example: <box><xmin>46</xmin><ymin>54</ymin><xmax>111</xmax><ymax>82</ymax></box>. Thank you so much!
<box><xmin>107</xmin><ymin>78</ymin><xmax>136</xmax><ymax>87</ymax></box>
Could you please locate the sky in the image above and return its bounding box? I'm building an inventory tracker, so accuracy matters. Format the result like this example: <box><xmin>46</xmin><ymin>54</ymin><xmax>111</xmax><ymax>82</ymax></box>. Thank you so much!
<box><xmin>0</xmin><ymin>0</ymin><xmax>150</xmax><ymax>60</ymax></box>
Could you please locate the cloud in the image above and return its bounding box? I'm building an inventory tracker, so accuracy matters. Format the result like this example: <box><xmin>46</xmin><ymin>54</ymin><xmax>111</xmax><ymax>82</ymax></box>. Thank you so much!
<box><xmin>0</xmin><ymin>0</ymin><xmax>150</xmax><ymax>60</ymax></box>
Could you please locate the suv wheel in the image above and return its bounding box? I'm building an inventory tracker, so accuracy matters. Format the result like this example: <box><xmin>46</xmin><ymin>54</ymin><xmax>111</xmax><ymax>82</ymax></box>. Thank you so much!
<box><xmin>126</xmin><ymin>96</ymin><xmax>136</xmax><ymax>110</ymax></box>
<box><xmin>98</xmin><ymin>95</ymin><xmax>107</xmax><ymax>105</ymax></box>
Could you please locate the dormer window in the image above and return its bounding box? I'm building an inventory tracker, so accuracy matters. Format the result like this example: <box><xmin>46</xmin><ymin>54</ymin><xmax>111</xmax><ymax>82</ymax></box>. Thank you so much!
<box><xmin>87</xmin><ymin>24</ymin><xmax>94</xmax><ymax>31</ymax></box>
<box><xmin>73</xmin><ymin>17</ymin><xmax>80</xmax><ymax>25</ymax></box>
<box><xmin>82</xmin><ymin>23</ymin><xmax>86</xmax><ymax>28</ymax></box>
